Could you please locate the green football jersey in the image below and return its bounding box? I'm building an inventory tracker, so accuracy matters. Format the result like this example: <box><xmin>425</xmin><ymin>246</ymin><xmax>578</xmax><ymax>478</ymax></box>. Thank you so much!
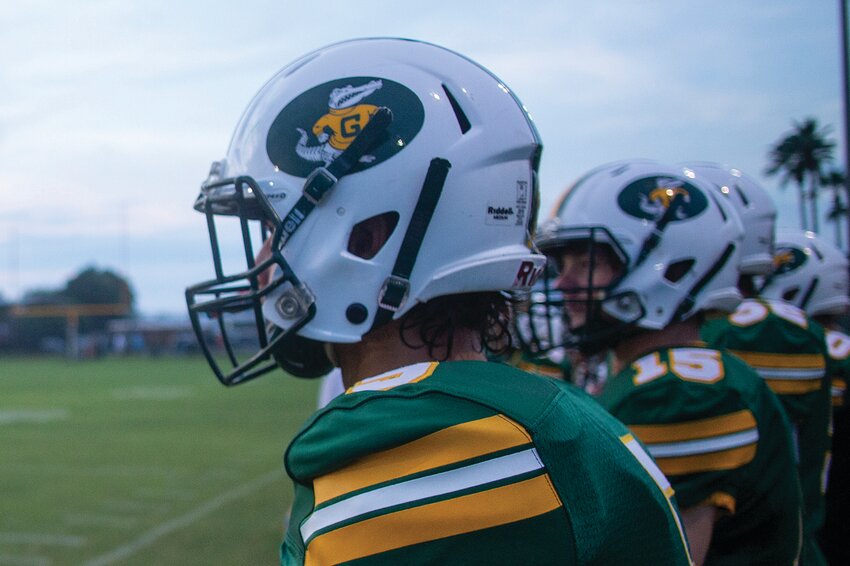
<box><xmin>597</xmin><ymin>345</ymin><xmax>802</xmax><ymax>565</ymax></box>
<box><xmin>701</xmin><ymin>298</ymin><xmax>830</xmax><ymax>565</ymax></box>
<box><xmin>282</xmin><ymin>360</ymin><xmax>692</xmax><ymax>565</ymax></box>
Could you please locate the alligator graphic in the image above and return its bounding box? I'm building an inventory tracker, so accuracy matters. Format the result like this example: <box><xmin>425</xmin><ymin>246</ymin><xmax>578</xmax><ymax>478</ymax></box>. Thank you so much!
<box><xmin>328</xmin><ymin>80</ymin><xmax>383</xmax><ymax>110</ymax></box>
<box><xmin>773</xmin><ymin>249</ymin><xmax>796</xmax><ymax>271</ymax></box>
<box><xmin>639</xmin><ymin>180</ymin><xmax>691</xmax><ymax>220</ymax></box>
<box><xmin>295</xmin><ymin>80</ymin><xmax>384</xmax><ymax>166</ymax></box>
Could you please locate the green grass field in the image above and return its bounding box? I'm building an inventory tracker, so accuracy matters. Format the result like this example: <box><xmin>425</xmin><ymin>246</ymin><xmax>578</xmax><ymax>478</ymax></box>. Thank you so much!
<box><xmin>0</xmin><ymin>356</ymin><xmax>320</xmax><ymax>565</ymax></box>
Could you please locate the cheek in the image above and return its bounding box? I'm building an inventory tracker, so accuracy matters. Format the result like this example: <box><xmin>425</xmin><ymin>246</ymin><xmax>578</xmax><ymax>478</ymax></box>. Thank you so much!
<box><xmin>592</xmin><ymin>264</ymin><xmax>618</xmax><ymax>287</ymax></box>
<box><xmin>553</xmin><ymin>267</ymin><xmax>583</xmax><ymax>290</ymax></box>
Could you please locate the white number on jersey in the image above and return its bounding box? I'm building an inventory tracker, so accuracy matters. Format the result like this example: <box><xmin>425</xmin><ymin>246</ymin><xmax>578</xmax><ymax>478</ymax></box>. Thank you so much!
<box><xmin>632</xmin><ymin>348</ymin><xmax>724</xmax><ymax>385</ymax></box>
<box><xmin>729</xmin><ymin>300</ymin><xmax>808</xmax><ymax>329</ymax></box>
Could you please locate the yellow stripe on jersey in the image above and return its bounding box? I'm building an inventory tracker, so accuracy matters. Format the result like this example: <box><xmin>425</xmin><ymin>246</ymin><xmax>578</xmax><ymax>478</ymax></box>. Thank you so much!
<box><xmin>833</xmin><ymin>378</ymin><xmax>847</xmax><ymax>407</ymax></box>
<box><xmin>313</xmin><ymin>414</ymin><xmax>532</xmax><ymax>505</ymax></box>
<box><xmin>765</xmin><ymin>379</ymin><xmax>824</xmax><ymax>395</ymax></box>
<box><xmin>629</xmin><ymin>409</ymin><xmax>756</xmax><ymax>444</ymax></box>
<box><xmin>304</xmin><ymin>474</ymin><xmax>562</xmax><ymax>566</ymax></box>
<box><xmin>655</xmin><ymin>445</ymin><xmax>757</xmax><ymax>476</ymax></box>
<box><xmin>729</xmin><ymin>351</ymin><xmax>824</xmax><ymax>369</ymax></box>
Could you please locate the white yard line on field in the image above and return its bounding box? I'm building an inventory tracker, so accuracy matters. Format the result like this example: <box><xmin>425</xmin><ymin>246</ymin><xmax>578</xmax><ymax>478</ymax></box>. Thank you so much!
<box><xmin>64</xmin><ymin>514</ymin><xmax>139</xmax><ymax>529</ymax></box>
<box><xmin>0</xmin><ymin>532</ymin><xmax>85</xmax><ymax>547</ymax></box>
<box><xmin>111</xmin><ymin>386</ymin><xmax>194</xmax><ymax>400</ymax></box>
<box><xmin>82</xmin><ymin>469</ymin><xmax>281</xmax><ymax>566</ymax></box>
<box><xmin>0</xmin><ymin>554</ymin><xmax>52</xmax><ymax>566</ymax></box>
<box><xmin>0</xmin><ymin>409</ymin><xmax>68</xmax><ymax>425</ymax></box>
<box><xmin>100</xmin><ymin>499</ymin><xmax>172</xmax><ymax>514</ymax></box>
<box><xmin>0</xmin><ymin>464</ymin><xmax>190</xmax><ymax>478</ymax></box>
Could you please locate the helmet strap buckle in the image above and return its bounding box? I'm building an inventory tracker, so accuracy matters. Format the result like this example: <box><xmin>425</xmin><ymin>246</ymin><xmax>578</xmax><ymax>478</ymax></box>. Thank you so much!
<box><xmin>378</xmin><ymin>275</ymin><xmax>410</xmax><ymax>312</ymax></box>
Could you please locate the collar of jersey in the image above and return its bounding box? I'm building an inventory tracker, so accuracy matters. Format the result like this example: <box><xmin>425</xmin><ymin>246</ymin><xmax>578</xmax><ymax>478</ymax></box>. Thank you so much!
<box><xmin>346</xmin><ymin>361</ymin><xmax>440</xmax><ymax>394</ymax></box>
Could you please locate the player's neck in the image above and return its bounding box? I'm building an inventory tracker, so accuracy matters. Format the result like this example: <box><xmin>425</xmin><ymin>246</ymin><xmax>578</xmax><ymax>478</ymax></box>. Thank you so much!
<box><xmin>333</xmin><ymin>319</ymin><xmax>486</xmax><ymax>388</ymax></box>
<box><xmin>611</xmin><ymin>319</ymin><xmax>703</xmax><ymax>374</ymax></box>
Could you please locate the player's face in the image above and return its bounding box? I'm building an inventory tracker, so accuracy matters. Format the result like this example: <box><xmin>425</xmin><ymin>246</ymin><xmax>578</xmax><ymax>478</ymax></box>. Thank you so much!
<box><xmin>551</xmin><ymin>244</ymin><xmax>622</xmax><ymax>329</ymax></box>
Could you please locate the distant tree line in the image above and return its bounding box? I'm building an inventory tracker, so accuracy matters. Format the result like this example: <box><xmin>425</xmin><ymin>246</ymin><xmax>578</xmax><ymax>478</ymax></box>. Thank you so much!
<box><xmin>0</xmin><ymin>266</ymin><xmax>134</xmax><ymax>353</ymax></box>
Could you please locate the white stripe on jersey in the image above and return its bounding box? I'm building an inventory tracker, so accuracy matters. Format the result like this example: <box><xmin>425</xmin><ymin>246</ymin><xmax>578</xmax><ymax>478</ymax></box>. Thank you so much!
<box><xmin>648</xmin><ymin>429</ymin><xmax>759</xmax><ymax>458</ymax></box>
<box><xmin>752</xmin><ymin>367</ymin><xmax>823</xmax><ymax>380</ymax></box>
<box><xmin>301</xmin><ymin>447</ymin><xmax>544</xmax><ymax>542</ymax></box>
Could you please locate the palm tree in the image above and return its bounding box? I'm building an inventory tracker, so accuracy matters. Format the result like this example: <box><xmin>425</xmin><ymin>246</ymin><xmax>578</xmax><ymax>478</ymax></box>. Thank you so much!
<box><xmin>823</xmin><ymin>169</ymin><xmax>847</xmax><ymax>248</ymax></box>
<box><xmin>765</xmin><ymin>118</ymin><xmax>836</xmax><ymax>232</ymax></box>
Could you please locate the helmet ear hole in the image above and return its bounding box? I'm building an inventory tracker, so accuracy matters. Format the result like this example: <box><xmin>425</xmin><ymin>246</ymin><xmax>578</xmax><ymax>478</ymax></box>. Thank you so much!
<box><xmin>783</xmin><ymin>287</ymin><xmax>800</xmax><ymax>302</ymax></box>
<box><xmin>348</xmin><ymin>212</ymin><xmax>400</xmax><ymax>259</ymax></box>
<box><xmin>664</xmin><ymin>259</ymin><xmax>695</xmax><ymax>283</ymax></box>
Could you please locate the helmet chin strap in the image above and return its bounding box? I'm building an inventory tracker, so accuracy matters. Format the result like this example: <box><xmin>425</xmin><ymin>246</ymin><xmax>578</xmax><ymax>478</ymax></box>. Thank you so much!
<box><xmin>371</xmin><ymin>157</ymin><xmax>453</xmax><ymax>330</ymax></box>
<box><xmin>279</xmin><ymin>107</ymin><xmax>394</xmax><ymax>246</ymax></box>
<box><xmin>633</xmin><ymin>192</ymin><xmax>685</xmax><ymax>268</ymax></box>
<box><xmin>261</xmin><ymin>108</ymin><xmax>396</xmax><ymax>381</ymax></box>
<box><xmin>188</xmin><ymin>108</ymin><xmax>394</xmax><ymax>386</ymax></box>
<box><xmin>672</xmin><ymin>243</ymin><xmax>736</xmax><ymax>322</ymax></box>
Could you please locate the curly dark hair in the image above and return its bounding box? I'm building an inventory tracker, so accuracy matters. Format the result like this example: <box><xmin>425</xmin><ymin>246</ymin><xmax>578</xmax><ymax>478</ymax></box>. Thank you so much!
<box><xmin>400</xmin><ymin>292</ymin><xmax>514</xmax><ymax>360</ymax></box>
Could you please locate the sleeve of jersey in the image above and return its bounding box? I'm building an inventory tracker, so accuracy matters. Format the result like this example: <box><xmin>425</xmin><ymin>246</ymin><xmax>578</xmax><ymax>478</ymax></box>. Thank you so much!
<box><xmin>608</xmin><ymin>379</ymin><xmax>760</xmax><ymax>511</ymax></box>
<box><xmin>537</xmin><ymin>382</ymin><xmax>694</xmax><ymax>565</ymax></box>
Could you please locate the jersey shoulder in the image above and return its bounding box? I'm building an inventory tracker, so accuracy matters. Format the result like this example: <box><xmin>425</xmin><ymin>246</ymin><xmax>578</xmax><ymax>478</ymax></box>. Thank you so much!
<box><xmin>599</xmin><ymin>345</ymin><xmax>801</xmax><ymax>563</ymax></box>
<box><xmin>702</xmin><ymin>299</ymin><xmax>828</xmax><ymax>396</ymax></box>
<box><xmin>598</xmin><ymin>346</ymin><xmax>781</xmax><ymax>478</ymax></box>
<box><xmin>702</xmin><ymin>298</ymin><xmax>826</xmax><ymax>349</ymax></box>
<box><xmin>598</xmin><ymin>346</ymin><xmax>763</xmax><ymax>415</ymax></box>
<box><xmin>284</xmin><ymin>360</ymin><xmax>692</xmax><ymax>565</ymax></box>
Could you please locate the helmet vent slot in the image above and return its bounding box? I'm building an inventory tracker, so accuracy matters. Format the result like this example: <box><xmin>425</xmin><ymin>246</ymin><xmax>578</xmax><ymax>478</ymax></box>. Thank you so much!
<box><xmin>348</xmin><ymin>212</ymin><xmax>400</xmax><ymax>259</ymax></box>
<box><xmin>664</xmin><ymin>259</ymin><xmax>695</xmax><ymax>283</ymax></box>
<box><xmin>783</xmin><ymin>287</ymin><xmax>800</xmax><ymax>302</ymax></box>
<box><xmin>442</xmin><ymin>84</ymin><xmax>471</xmax><ymax>134</ymax></box>
<box><xmin>734</xmin><ymin>184</ymin><xmax>750</xmax><ymax>206</ymax></box>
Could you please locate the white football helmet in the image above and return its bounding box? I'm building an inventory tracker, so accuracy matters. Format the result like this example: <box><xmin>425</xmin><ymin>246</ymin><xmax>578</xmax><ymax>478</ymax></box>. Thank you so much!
<box><xmin>681</xmin><ymin>162</ymin><xmax>777</xmax><ymax>275</ymax></box>
<box><xmin>760</xmin><ymin>229</ymin><xmax>850</xmax><ymax>316</ymax></box>
<box><xmin>186</xmin><ymin>38</ymin><xmax>544</xmax><ymax>384</ymax></box>
<box><xmin>535</xmin><ymin>159</ymin><xmax>743</xmax><ymax>350</ymax></box>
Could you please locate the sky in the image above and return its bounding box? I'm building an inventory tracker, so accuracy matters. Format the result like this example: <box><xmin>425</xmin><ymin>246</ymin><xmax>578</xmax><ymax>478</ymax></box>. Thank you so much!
<box><xmin>0</xmin><ymin>1</ymin><xmax>846</xmax><ymax>316</ymax></box>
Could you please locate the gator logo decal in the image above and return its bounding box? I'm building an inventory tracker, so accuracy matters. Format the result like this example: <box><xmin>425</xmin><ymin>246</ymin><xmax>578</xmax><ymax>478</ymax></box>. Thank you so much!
<box><xmin>773</xmin><ymin>246</ymin><xmax>807</xmax><ymax>274</ymax></box>
<box><xmin>266</xmin><ymin>77</ymin><xmax>424</xmax><ymax>177</ymax></box>
<box><xmin>617</xmin><ymin>176</ymin><xmax>708</xmax><ymax>222</ymax></box>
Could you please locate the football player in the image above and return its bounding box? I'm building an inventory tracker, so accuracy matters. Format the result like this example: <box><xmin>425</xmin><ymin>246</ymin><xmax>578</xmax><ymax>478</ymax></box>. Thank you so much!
<box><xmin>691</xmin><ymin>163</ymin><xmax>831</xmax><ymax>566</ymax></box>
<box><xmin>760</xmin><ymin>228</ymin><xmax>850</xmax><ymax>566</ymax></box>
<box><xmin>186</xmin><ymin>39</ymin><xmax>692</xmax><ymax>565</ymax></box>
<box><xmin>537</xmin><ymin>159</ymin><xmax>802</xmax><ymax>565</ymax></box>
